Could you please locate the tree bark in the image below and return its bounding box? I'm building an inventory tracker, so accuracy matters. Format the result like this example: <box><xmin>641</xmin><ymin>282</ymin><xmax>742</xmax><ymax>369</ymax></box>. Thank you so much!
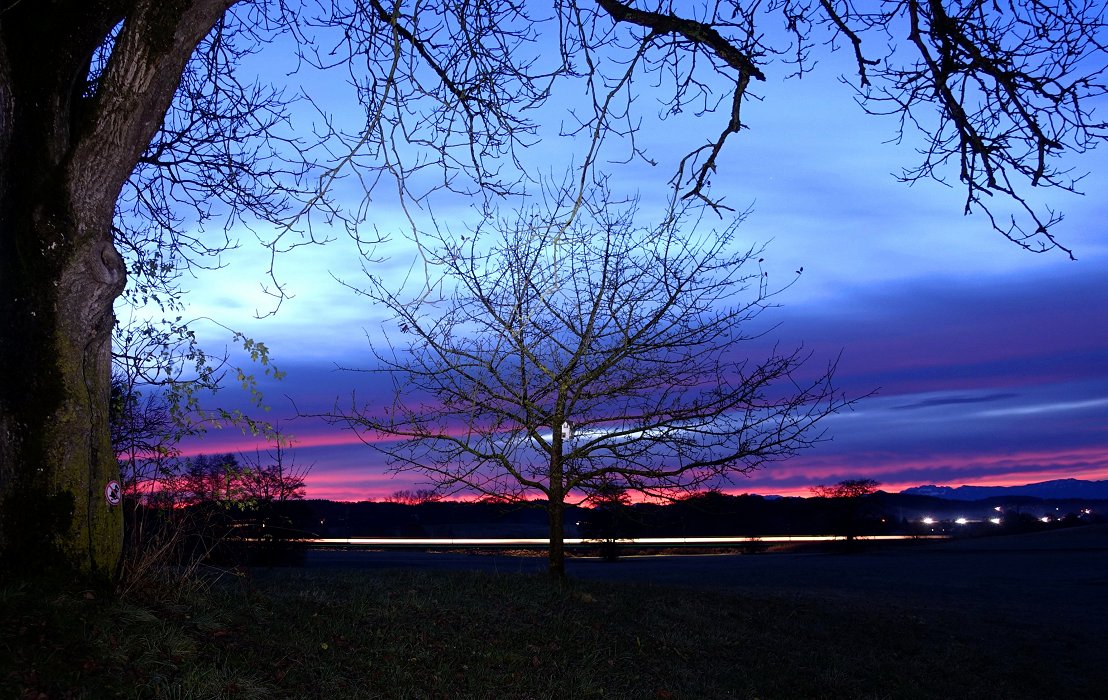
<box><xmin>546</xmin><ymin>497</ymin><xmax>566</xmax><ymax>579</ymax></box>
<box><xmin>546</xmin><ymin>441</ymin><xmax>566</xmax><ymax>578</ymax></box>
<box><xmin>0</xmin><ymin>0</ymin><xmax>235</xmax><ymax>582</ymax></box>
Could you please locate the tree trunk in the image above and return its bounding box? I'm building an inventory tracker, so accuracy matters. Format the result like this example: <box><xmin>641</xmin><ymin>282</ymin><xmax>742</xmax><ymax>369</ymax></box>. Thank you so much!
<box><xmin>546</xmin><ymin>497</ymin><xmax>566</xmax><ymax>579</ymax></box>
<box><xmin>546</xmin><ymin>437</ymin><xmax>567</xmax><ymax>578</ymax></box>
<box><xmin>0</xmin><ymin>199</ymin><xmax>127</xmax><ymax>580</ymax></box>
<box><xmin>0</xmin><ymin>0</ymin><xmax>236</xmax><ymax>582</ymax></box>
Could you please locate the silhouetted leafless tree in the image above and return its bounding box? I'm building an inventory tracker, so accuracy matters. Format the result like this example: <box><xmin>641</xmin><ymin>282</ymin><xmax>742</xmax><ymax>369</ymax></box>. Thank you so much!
<box><xmin>239</xmin><ymin>429</ymin><xmax>312</xmax><ymax>503</ymax></box>
<box><xmin>110</xmin><ymin>375</ymin><xmax>183</xmax><ymax>501</ymax></box>
<box><xmin>181</xmin><ymin>453</ymin><xmax>245</xmax><ymax>507</ymax></box>
<box><xmin>385</xmin><ymin>489</ymin><xmax>442</xmax><ymax>506</ymax></box>
<box><xmin>811</xmin><ymin>478</ymin><xmax>882</xmax><ymax>541</ymax></box>
<box><xmin>580</xmin><ymin>0</ymin><xmax>1106</xmax><ymax>256</ymax></box>
<box><xmin>582</xmin><ymin>478</ymin><xmax>634</xmax><ymax>561</ymax></box>
<box><xmin>334</xmin><ymin>185</ymin><xmax>852</xmax><ymax>576</ymax></box>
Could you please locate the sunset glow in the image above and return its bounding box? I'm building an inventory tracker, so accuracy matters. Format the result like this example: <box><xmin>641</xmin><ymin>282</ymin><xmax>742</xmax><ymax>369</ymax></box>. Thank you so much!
<box><xmin>163</xmin><ymin>29</ymin><xmax>1108</xmax><ymax>504</ymax></box>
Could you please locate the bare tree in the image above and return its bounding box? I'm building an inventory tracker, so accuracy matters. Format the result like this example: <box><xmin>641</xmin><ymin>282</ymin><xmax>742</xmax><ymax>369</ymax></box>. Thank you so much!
<box><xmin>181</xmin><ymin>453</ymin><xmax>245</xmax><ymax>507</ymax></box>
<box><xmin>110</xmin><ymin>375</ymin><xmax>181</xmax><ymax>500</ymax></box>
<box><xmin>239</xmin><ymin>429</ymin><xmax>312</xmax><ymax>503</ymax></box>
<box><xmin>0</xmin><ymin>0</ymin><xmax>554</xmax><ymax>579</ymax></box>
<box><xmin>811</xmin><ymin>479</ymin><xmax>881</xmax><ymax>501</ymax></box>
<box><xmin>577</xmin><ymin>0</ymin><xmax>1107</xmax><ymax>257</ymax></box>
<box><xmin>385</xmin><ymin>489</ymin><xmax>442</xmax><ymax>506</ymax></box>
<box><xmin>581</xmin><ymin>478</ymin><xmax>634</xmax><ymax>562</ymax></box>
<box><xmin>810</xmin><ymin>478</ymin><xmax>882</xmax><ymax>541</ymax></box>
<box><xmin>334</xmin><ymin>186</ymin><xmax>852</xmax><ymax>576</ymax></box>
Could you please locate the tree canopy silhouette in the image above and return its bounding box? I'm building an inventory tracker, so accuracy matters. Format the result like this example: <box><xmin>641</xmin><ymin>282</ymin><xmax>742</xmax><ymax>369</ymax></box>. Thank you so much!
<box><xmin>811</xmin><ymin>478</ymin><xmax>882</xmax><ymax>541</ymax></box>
<box><xmin>333</xmin><ymin>186</ymin><xmax>851</xmax><ymax>576</ymax></box>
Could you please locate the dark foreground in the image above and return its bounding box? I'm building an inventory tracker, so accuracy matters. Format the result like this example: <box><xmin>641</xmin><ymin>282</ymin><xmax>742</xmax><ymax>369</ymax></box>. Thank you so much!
<box><xmin>308</xmin><ymin>524</ymin><xmax>1108</xmax><ymax>638</ymax></box>
<box><xmin>3</xmin><ymin>526</ymin><xmax>1105</xmax><ymax>699</ymax></box>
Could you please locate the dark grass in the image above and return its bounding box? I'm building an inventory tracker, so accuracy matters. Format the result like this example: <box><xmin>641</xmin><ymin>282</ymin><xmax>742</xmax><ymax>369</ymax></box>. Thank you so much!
<box><xmin>2</xmin><ymin>565</ymin><xmax>1104</xmax><ymax>699</ymax></box>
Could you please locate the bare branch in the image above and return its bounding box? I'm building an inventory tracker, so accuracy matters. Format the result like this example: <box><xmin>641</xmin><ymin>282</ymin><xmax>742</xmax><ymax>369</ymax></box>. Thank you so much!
<box><xmin>327</xmin><ymin>181</ymin><xmax>851</xmax><ymax>574</ymax></box>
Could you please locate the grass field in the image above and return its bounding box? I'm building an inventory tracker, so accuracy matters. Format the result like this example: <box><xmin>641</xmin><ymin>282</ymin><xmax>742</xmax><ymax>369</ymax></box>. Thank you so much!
<box><xmin>2</xmin><ymin>557</ymin><xmax>1104</xmax><ymax>699</ymax></box>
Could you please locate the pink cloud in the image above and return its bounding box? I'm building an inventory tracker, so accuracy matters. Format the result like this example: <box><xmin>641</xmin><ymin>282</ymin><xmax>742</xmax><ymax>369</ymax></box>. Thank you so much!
<box><xmin>726</xmin><ymin>445</ymin><xmax>1108</xmax><ymax>497</ymax></box>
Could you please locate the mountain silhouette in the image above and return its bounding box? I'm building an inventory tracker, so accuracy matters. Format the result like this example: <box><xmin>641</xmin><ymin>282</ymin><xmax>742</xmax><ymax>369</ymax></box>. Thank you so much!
<box><xmin>901</xmin><ymin>478</ymin><xmax>1108</xmax><ymax>501</ymax></box>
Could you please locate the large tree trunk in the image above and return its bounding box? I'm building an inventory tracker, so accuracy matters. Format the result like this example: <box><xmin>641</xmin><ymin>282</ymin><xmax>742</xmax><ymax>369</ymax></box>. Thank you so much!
<box><xmin>0</xmin><ymin>189</ymin><xmax>127</xmax><ymax>579</ymax></box>
<box><xmin>0</xmin><ymin>0</ymin><xmax>236</xmax><ymax>582</ymax></box>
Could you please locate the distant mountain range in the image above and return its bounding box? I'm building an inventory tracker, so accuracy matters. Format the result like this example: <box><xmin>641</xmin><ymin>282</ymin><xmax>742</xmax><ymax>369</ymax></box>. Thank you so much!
<box><xmin>901</xmin><ymin>478</ymin><xmax>1108</xmax><ymax>501</ymax></box>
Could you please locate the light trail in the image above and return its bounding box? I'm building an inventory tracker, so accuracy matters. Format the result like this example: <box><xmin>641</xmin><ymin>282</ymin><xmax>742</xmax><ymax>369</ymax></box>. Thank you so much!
<box><xmin>303</xmin><ymin>534</ymin><xmax>946</xmax><ymax>548</ymax></box>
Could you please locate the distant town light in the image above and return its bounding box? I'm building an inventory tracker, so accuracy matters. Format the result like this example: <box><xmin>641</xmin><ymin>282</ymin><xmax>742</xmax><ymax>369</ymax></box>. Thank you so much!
<box><xmin>922</xmin><ymin>517</ymin><xmax>935</xmax><ymax>525</ymax></box>
<box><xmin>1040</xmin><ymin>516</ymin><xmax>1051</xmax><ymax>523</ymax></box>
<box><xmin>955</xmin><ymin>517</ymin><xmax>968</xmax><ymax>525</ymax></box>
<box><xmin>989</xmin><ymin>517</ymin><xmax>1001</xmax><ymax>525</ymax></box>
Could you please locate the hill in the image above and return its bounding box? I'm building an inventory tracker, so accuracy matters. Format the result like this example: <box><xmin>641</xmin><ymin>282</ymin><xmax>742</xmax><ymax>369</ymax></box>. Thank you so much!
<box><xmin>901</xmin><ymin>478</ymin><xmax>1108</xmax><ymax>501</ymax></box>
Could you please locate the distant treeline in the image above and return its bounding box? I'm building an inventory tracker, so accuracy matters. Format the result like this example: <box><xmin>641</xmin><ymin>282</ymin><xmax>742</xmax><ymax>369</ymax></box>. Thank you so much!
<box><xmin>249</xmin><ymin>491</ymin><xmax>1107</xmax><ymax>540</ymax></box>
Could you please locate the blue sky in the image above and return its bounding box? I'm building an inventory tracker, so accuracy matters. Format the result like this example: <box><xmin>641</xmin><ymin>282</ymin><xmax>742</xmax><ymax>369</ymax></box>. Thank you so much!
<box><xmin>161</xmin><ymin>14</ymin><xmax>1108</xmax><ymax>500</ymax></box>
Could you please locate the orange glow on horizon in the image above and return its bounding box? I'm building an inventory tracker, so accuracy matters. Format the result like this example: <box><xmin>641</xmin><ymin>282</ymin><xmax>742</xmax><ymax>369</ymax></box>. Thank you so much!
<box><xmin>167</xmin><ymin>423</ymin><xmax>1108</xmax><ymax>503</ymax></box>
<box><xmin>746</xmin><ymin>445</ymin><xmax>1108</xmax><ymax>498</ymax></box>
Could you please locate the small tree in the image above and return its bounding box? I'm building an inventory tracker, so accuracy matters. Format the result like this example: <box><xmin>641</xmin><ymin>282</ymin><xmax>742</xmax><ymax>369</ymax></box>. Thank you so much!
<box><xmin>811</xmin><ymin>479</ymin><xmax>881</xmax><ymax>501</ymax></box>
<box><xmin>239</xmin><ymin>428</ymin><xmax>312</xmax><ymax>503</ymax></box>
<box><xmin>810</xmin><ymin>479</ymin><xmax>881</xmax><ymax>541</ymax></box>
<box><xmin>181</xmin><ymin>453</ymin><xmax>244</xmax><ymax>507</ymax></box>
<box><xmin>385</xmin><ymin>489</ymin><xmax>442</xmax><ymax>506</ymax></box>
<box><xmin>110</xmin><ymin>375</ymin><xmax>181</xmax><ymax>501</ymax></box>
<box><xmin>336</xmin><ymin>186</ymin><xmax>852</xmax><ymax>577</ymax></box>
<box><xmin>582</xmin><ymin>479</ymin><xmax>634</xmax><ymax>562</ymax></box>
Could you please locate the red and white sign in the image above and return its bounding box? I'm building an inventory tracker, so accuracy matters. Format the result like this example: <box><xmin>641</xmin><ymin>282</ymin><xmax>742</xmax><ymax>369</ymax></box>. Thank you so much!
<box><xmin>104</xmin><ymin>480</ymin><xmax>121</xmax><ymax>506</ymax></box>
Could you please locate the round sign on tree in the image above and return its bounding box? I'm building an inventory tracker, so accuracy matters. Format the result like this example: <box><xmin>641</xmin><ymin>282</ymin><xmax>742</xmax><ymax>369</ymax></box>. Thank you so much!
<box><xmin>104</xmin><ymin>481</ymin><xmax>121</xmax><ymax>507</ymax></box>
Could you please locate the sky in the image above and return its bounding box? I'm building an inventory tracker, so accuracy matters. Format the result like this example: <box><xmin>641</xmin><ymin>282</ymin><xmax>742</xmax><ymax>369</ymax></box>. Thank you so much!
<box><xmin>156</xmin><ymin>11</ymin><xmax>1108</xmax><ymax>501</ymax></box>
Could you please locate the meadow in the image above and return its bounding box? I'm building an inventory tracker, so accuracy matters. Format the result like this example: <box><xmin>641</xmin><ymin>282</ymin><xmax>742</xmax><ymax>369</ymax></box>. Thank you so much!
<box><xmin>3</xmin><ymin>547</ymin><xmax>1105</xmax><ymax>699</ymax></box>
